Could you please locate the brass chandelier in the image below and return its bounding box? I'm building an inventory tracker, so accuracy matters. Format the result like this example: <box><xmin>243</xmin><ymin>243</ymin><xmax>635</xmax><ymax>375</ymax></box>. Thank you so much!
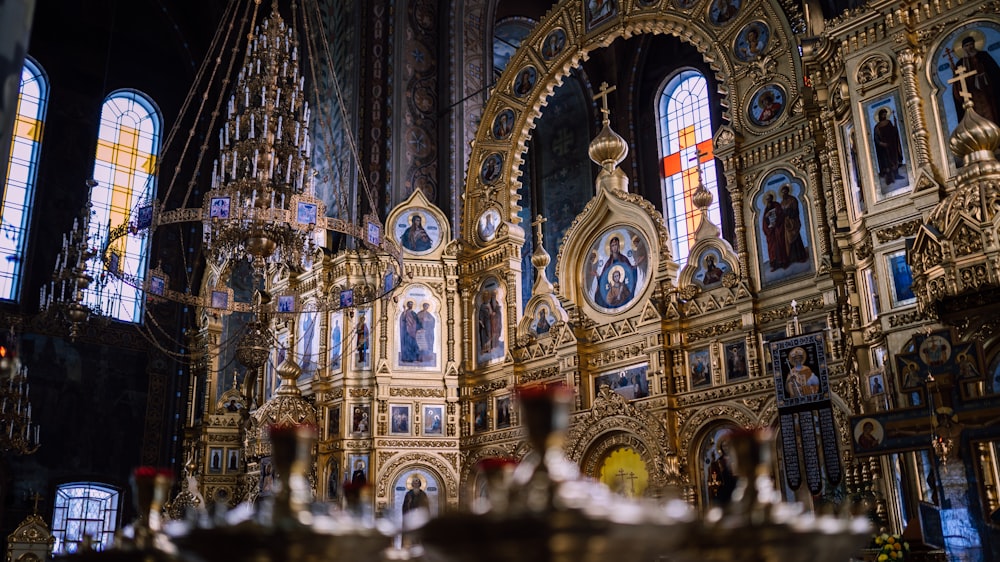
<box><xmin>0</xmin><ymin>333</ymin><xmax>40</xmax><ymax>455</ymax></box>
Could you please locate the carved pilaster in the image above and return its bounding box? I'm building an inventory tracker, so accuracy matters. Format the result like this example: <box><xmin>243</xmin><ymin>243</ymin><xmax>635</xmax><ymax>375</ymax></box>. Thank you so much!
<box><xmin>820</xmin><ymin>108</ymin><xmax>849</xmax><ymax>229</ymax></box>
<box><xmin>897</xmin><ymin>48</ymin><xmax>936</xmax><ymax>175</ymax></box>
<box><xmin>805</xmin><ymin>149</ymin><xmax>833</xmax><ymax>268</ymax></box>
<box><xmin>728</xmin><ymin>172</ymin><xmax>752</xmax><ymax>279</ymax></box>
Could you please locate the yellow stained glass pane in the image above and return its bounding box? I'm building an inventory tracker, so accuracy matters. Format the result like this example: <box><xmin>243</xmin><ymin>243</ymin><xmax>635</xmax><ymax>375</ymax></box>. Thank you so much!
<box><xmin>118</xmin><ymin>127</ymin><xmax>138</xmax><ymax>149</ymax></box>
<box><xmin>14</xmin><ymin>118</ymin><xmax>38</xmax><ymax>141</ymax></box>
<box><xmin>678</xmin><ymin>125</ymin><xmax>696</xmax><ymax>151</ymax></box>
<box><xmin>96</xmin><ymin>141</ymin><xmax>115</xmax><ymax>163</ymax></box>
<box><xmin>138</xmin><ymin>154</ymin><xmax>156</xmax><ymax>175</ymax></box>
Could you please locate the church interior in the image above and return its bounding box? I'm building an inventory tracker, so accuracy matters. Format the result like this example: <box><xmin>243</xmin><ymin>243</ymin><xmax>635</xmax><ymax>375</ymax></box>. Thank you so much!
<box><xmin>2</xmin><ymin>0</ymin><xmax>1000</xmax><ymax>560</ymax></box>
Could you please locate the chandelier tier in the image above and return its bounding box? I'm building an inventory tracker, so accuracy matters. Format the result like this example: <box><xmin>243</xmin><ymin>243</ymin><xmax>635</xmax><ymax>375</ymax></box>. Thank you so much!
<box><xmin>38</xmin><ymin>180</ymin><xmax>103</xmax><ymax>340</ymax></box>
<box><xmin>0</xmin><ymin>335</ymin><xmax>40</xmax><ymax>455</ymax></box>
<box><xmin>97</xmin><ymin>0</ymin><xmax>402</xmax><ymax>318</ymax></box>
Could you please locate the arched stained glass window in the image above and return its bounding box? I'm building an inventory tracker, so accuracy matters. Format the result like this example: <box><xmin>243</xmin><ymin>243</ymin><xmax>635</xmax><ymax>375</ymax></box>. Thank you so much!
<box><xmin>51</xmin><ymin>482</ymin><xmax>121</xmax><ymax>554</ymax></box>
<box><xmin>1</xmin><ymin>57</ymin><xmax>48</xmax><ymax>301</ymax></box>
<box><xmin>657</xmin><ymin>69</ymin><xmax>721</xmax><ymax>267</ymax></box>
<box><xmin>85</xmin><ymin>90</ymin><xmax>161</xmax><ymax>323</ymax></box>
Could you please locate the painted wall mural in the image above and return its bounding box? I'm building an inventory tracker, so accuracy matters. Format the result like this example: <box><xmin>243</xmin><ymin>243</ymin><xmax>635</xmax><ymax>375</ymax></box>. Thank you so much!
<box><xmin>583</xmin><ymin>226</ymin><xmax>651</xmax><ymax>313</ymax></box>
<box><xmin>396</xmin><ymin>285</ymin><xmax>439</xmax><ymax>369</ymax></box>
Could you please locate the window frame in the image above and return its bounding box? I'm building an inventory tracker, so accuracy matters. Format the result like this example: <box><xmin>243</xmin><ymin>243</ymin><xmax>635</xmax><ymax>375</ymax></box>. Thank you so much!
<box><xmin>654</xmin><ymin>68</ymin><xmax>721</xmax><ymax>268</ymax></box>
<box><xmin>51</xmin><ymin>482</ymin><xmax>122</xmax><ymax>555</ymax></box>
<box><xmin>1</xmin><ymin>56</ymin><xmax>48</xmax><ymax>301</ymax></box>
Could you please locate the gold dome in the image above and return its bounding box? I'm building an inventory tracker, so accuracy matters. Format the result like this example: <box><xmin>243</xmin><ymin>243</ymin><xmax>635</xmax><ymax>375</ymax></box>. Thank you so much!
<box><xmin>948</xmin><ymin>104</ymin><xmax>1000</xmax><ymax>166</ymax></box>
<box><xmin>588</xmin><ymin>119</ymin><xmax>628</xmax><ymax>173</ymax></box>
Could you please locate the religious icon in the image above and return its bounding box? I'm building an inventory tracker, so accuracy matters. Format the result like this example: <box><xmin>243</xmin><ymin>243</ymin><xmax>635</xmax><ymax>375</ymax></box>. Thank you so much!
<box><xmin>329</xmin><ymin>310</ymin><xmax>343</xmax><ymax>372</ymax></box>
<box><xmin>477</xmin><ymin>208</ymin><xmax>501</xmax><ymax>242</ymax></box>
<box><xmin>541</xmin><ymin>29</ymin><xmax>567</xmax><ymax>60</ymax></box>
<box><xmin>771</xmin><ymin>333</ymin><xmax>829</xmax><ymax>409</ymax></box>
<box><xmin>208</xmin><ymin>447</ymin><xmax>223</xmax><ymax>474</ymax></box>
<box><xmin>493</xmin><ymin>108</ymin><xmax>516</xmax><ymax>139</ymax></box>
<box><xmin>136</xmin><ymin>204</ymin><xmax>154</xmax><ymax>229</ymax></box>
<box><xmin>348</xmin><ymin>454</ymin><xmax>369</xmax><ymax>487</ymax></box>
<box><xmin>583</xmin><ymin>226</ymin><xmax>650</xmax><ymax>313</ymax></box>
<box><xmin>495</xmin><ymin>396</ymin><xmax>512</xmax><ymax>428</ymax></box>
<box><xmin>863</xmin><ymin>93</ymin><xmax>911</xmax><ymax>196</ymax></box>
<box><xmin>277</xmin><ymin>295</ymin><xmax>295</xmax><ymax>313</ymax></box>
<box><xmin>853</xmin><ymin>417</ymin><xmax>884</xmax><ymax>451</ymax></box>
<box><xmin>210</xmin><ymin>196</ymin><xmax>231</xmax><ymax>219</ymax></box>
<box><xmin>327</xmin><ymin>405</ymin><xmax>341</xmax><ymax>439</ymax></box>
<box><xmin>260</xmin><ymin>457</ymin><xmax>274</xmax><ymax>494</ymax></box>
<box><xmin>868</xmin><ymin>372</ymin><xmax>885</xmax><ymax>397</ymax></box>
<box><xmin>934</xmin><ymin>22</ymin><xmax>1000</xmax><ymax>164</ymax></box>
<box><xmin>390</xmin><ymin>405</ymin><xmax>411</xmax><ymax>435</ymax></box>
<box><xmin>340</xmin><ymin>289</ymin><xmax>354</xmax><ymax>308</ymax></box>
<box><xmin>594</xmin><ymin>364</ymin><xmax>650</xmax><ymax>400</ymax></box>
<box><xmin>734</xmin><ymin>21</ymin><xmax>769</xmax><ymax>62</ymax></box>
<box><xmin>756</xmin><ymin>171</ymin><xmax>814</xmax><ymax>286</ymax></box>
<box><xmin>395</xmin><ymin>209</ymin><xmax>440</xmax><ymax>254</ymax></box>
<box><xmin>724</xmin><ymin>341</ymin><xmax>749</xmax><ymax>382</ymax></box>
<box><xmin>886</xmin><ymin>250</ymin><xmax>915</xmax><ymax>307</ymax></box>
<box><xmin>211</xmin><ymin>290</ymin><xmax>229</xmax><ymax>309</ymax></box>
<box><xmin>531</xmin><ymin>305</ymin><xmax>555</xmax><ymax>336</ymax></box>
<box><xmin>842</xmin><ymin>122</ymin><xmax>866</xmax><ymax>217</ymax></box>
<box><xmin>480</xmin><ymin>153</ymin><xmax>504</xmax><ymax>184</ymax></box>
<box><xmin>296</xmin><ymin>201</ymin><xmax>317</xmax><ymax>225</ymax></box>
<box><xmin>708</xmin><ymin>0</ymin><xmax>741</xmax><ymax>26</ymax></box>
<box><xmin>919</xmin><ymin>335</ymin><xmax>952</xmax><ymax>367</ymax></box>
<box><xmin>296</xmin><ymin>310</ymin><xmax>318</xmax><ymax>380</ymax></box>
<box><xmin>352</xmin><ymin>404</ymin><xmax>371</xmax><ymax>434</ymax></box>
<box><xmin>475</xmin><ymin>278</ymin><xmax>505</xmax><ymax>366</ymax></box>
<box><xmin>747</xmin><ymin>84</ymin><xmax>785</xmax><ymax>127</ymax></box>
<box><xmin>701</xmin><ymin>427</ymin><xmax>738</xmax><ymax>505</ymax></box>
<box><xmin>513</xmin><ymin>66</ymin><xmax>537</xmax><ymax>98</ymax></box>
<box><xmin>694</xmin><ymin>250</ymin><xmax>729</xmax><ymax>288</ymax></box>
<box><xmin>149</xmin><ymin>275</ymin><xmax>165</xmax><ymax>296</ymax></box>
<box><xmin>473</xmin><ymin>399</ymin><xmax>489</xmax><ymax>432</ymax></box>
<box><xmin>689</xmin><ymin>350</ymin><xmax>712</xmax><ymax>389</ymax></box>
<box><xmin>226</xmin><ymin>449</ymin><xmax>239</xmax><ymax>472</ymax></box>
<box><xmin>586</xmin><ymin>0</ymin><xmax>618</xmax><ymax>30</ymax></box>
<box><xmin>326</xmin><ymin>459</ymin><xmax>339</xmax><ymax>501</ymax></box>
<box><xmin>423</xmin><ymin>405</ymin><xmax>444</xmax><ymax>436</ymax></box>
<box><xmin>366</xmin><ymin>220</ymin><xmax>381</xmax><ymax>246</ymax></box>
<box><xmin>355</xmin><ymin>308</ymin><xmax>372</xmax><ymax>369</ymax></box>
<box><xmin>396</xmin><ymin>285</ymin><xmax>438</xmax><ymax>369</ymax></box>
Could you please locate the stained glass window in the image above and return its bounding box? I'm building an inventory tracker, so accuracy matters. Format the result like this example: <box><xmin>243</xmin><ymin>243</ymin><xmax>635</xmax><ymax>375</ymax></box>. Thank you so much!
<box><xmin>85</xmin><ymin>90</ymin><xmax>161</xmax><ymax>322</ymax></box>
<box><xmin>657</xmin><ymin>70</ymin><xmax>721</xmax><ymax>267</ymax></box>
<box><xmin>51</xmin><ymin>482</ymin><xmax>121</xmax><ymax>554</ymax></box>
<box><xmin>1</xmin><ymin>57</ymin><xmax>48</xmax><ymax>301</ymax></box>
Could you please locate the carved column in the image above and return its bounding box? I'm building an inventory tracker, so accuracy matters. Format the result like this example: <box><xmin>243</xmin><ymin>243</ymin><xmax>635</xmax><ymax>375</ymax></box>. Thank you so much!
<box><xmin>803</xmin><ymin>147</ymin><xmax>833</xmax><ymax>267</ymax></box>
<box><xmin>820</xmin><ymin>107</ymin><xmax>849</xmax><ymax>228</ymax></box>
<box><xmin>726</xmin><ymin>168</ymin><xmax>752</xmax><ymax>279</ymax></box>
<box><xmin>897</xmin><ymin>48</ymin><xmax>936</xmax><ymax>174</ymax></box>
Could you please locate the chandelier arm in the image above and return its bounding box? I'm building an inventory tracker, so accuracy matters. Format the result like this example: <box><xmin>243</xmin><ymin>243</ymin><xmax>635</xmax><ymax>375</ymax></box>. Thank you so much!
<box><xmin>303</xmin><ymin>0</ymin><xmax>380</xmax><ymax>220</ymax></box>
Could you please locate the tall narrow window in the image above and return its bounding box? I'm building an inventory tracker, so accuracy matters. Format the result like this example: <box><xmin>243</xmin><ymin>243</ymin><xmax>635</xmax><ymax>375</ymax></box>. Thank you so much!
<box><xmin>657</xmin><ymin>70</ymin><xmax>720</xmax><ymax>267</ymax></box>
<box><xmin>1</xmin><ymin>57</ymin><xmax>48</xmax><ymax>300</ymax></box>
<box><xmin>51</xmin><ymin>482</ymin><xmax>121</xmax><ymax>554</ymax></box>
<box><xmin>86</xmin><ymin>90</ymin><xmax>161</xmax><ymax>322</ymax></box>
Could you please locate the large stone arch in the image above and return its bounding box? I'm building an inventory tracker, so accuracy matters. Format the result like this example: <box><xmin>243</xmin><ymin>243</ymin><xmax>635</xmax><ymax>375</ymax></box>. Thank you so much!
<box><xmin>564</xmin><ymin>387</ymin><xmax>678</xmax><ymax>489</ymax></box>
<box><xmin>460</xmin><ymin>0</ymin><xmax>802</xmax><ymax>241</ymax></box>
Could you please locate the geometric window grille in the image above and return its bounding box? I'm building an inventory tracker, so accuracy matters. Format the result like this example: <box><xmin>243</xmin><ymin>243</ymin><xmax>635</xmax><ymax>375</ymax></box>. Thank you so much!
<box><xmin>84</xmin><ymin>90</ymin><xmax>161</xmax><ymax>323</ymax></box>
<box><xmin>1</xmin><ymin>57</ymin><xmax>48</xmax><ymax>301</ymax></box>
<box><xmin>656</xmin><ymin>69</ymin><xmax>721</xmax><ymax>268</ymax></box>
<box><xmin>51</xmin><ymin>482</ymin><xmax>121</xmax><ymax>555</ymax></box>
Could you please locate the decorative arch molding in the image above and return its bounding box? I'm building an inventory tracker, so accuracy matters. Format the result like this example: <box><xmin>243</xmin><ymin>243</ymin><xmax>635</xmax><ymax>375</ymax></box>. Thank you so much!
<box><xmin>677</xmin><ymin>402</ymin><xmax>756</xmax><ymax>461</ymax></box>
<box><xmin>376</xmin><ymin>452</ymin><xmax>459</xmax><ymax>508</ymax></box>
<box><xmin>460</xmin><ymin>0</ymin><xmax>802</xmax><ymax>242</ymax></box>
<box><xmin>565</xmin><ymin>387</ymin><xmax>678</xmax><ymax>487</ymax></box>
<box><xmin>459</xmin><ymin>444</ymin><xmax>528</xmax><ymax>489</ymax></box>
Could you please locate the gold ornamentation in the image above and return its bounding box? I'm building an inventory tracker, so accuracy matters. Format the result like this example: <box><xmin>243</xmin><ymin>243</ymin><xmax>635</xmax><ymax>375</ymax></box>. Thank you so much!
<box><xmin>759</xmin><ymin>297</ymin><xmax>823</xmax><ymax>324</ymax></box>
<box><xmin>470</xmin><ymin>379</ymin><xmax>508</xmax><ymax>395</ymax></box>
<box><xmin>855</xmin><ymin>54</ymin><xmax>892</xmax><ymax>93</ymax></box>
<box><xmin>349</xmin><ymin>388</ymin><xmax>373</xmax><ymax>398</ymax></box>
<box><xmin>855</xmin><ymin>236</ymin><xmax>873</xmax><ymax>262</ymax></box>
<box><xmin>888</xmin><ymin>310</ymin><xmax>923</xmax><ymax>328</ymax></box>
<box><xmin>875</xmin><ymin>219</ymin><xmax>922</xmax><ymax>243</ymax></box>
<box><xmin>375</xmin><ymin>439</ymin><xmax>458</xmax><ymax>448</ymax></box>
<box><xmin>389</xmin><ymin>388</ymin><xmax>446</xmax><ymax>398</ymax></box>
<box><xmin>687</xmin><ymin>320</ymin><xmax>740</xmax><ymax>343</ymax></box>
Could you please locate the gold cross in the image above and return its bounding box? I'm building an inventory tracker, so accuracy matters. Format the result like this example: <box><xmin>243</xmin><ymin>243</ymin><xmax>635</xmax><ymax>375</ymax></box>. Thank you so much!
<box><xmin>593</xmin><ymin>82</ymin><xmax>617</xmax><ymax>122</ymax></box>
<box><xmin>531</xmin><ymin>214</ymin><xmax>547</xmax><ymax>244</ymax></box>
<box><xmin>947</xmin><ymin>64</ymin><xmax>978</xmax><ymax>108</ymax></box>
